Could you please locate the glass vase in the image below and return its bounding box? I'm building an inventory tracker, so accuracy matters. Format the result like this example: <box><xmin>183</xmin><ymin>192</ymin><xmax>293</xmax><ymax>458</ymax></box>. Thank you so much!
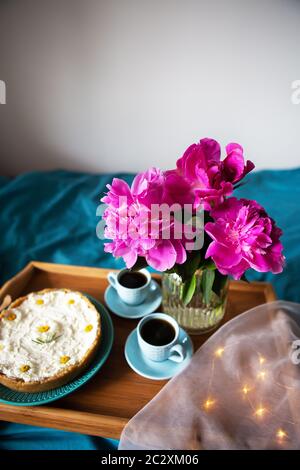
<box><xmin>162</xmin><ymin>270</ymin><xmax>228</xmax><ymax>335</ymax></box>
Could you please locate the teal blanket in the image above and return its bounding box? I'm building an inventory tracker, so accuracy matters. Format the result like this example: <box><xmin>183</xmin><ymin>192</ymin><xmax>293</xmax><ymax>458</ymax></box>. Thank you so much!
<box><xmin>0</xmin><ymin>168</ymin><xmax>299</xmax><ymax>449</ymax></box>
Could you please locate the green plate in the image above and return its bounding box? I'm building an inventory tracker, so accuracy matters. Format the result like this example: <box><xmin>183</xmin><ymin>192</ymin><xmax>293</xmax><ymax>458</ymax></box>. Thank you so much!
<box><xmin>0</xmin><ymin>295</ymin><xmax>114</xmax><ymax>406</ymax></box>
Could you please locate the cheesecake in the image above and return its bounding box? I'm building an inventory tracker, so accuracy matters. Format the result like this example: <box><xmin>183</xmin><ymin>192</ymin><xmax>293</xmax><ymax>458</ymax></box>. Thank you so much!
<box><xmin>0</xmin><ymin>289</ymin><xmax>101</xmax><ymax>392</ymax></box>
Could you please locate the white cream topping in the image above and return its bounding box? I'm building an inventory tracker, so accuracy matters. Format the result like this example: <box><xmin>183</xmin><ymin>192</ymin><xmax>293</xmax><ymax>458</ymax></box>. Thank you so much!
<box><xmin>0</xmin><ymin>290</ymin><xmax>99</xmax><ymax>382</ymax></box>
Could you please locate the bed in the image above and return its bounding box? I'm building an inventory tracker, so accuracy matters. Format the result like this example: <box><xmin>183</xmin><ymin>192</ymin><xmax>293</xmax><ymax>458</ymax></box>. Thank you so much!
<box><xmin>0</xmin><ymin>168</ymin><xmax>299</xmax><ymax>449</ymax></box>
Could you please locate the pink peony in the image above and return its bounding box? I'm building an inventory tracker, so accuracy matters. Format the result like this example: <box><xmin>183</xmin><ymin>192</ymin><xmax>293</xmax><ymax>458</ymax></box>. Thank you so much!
<box><xmin>131</xmin><ymin>167</ymin><xmax>194</xmax><ymax>207</ymax></box>
<box><xmin>221</xmin><ymin>143</ymin><xmax>255</xmax><ymax>184</ymax></box>
<box><xmin>175</xmin><ymin>138</ymin><xmax>254</xmax><ymax>209</ymax></box>
<box><xmin>101</xmin><ymin>169</ymin><xmax>194</xmax><ymax>271</ymax></box>
<box><xmin>205</xmin><ymin>198</ymin><xmax>284</xmax><ymax>279</ymax></box>
<box><xmin>101</xmin><ymin>138</ymin><xmax>284</xmax><ymax>282</ymax></box>
<box><xmin>131</xmin><ymin>167</ymin><xmax>165</xmax><ymax>207</ymax></box>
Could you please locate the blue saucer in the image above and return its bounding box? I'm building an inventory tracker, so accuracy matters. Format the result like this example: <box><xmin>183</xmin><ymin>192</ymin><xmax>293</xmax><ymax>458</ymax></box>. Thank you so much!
<box><xmin>104</xmin><ymin>279</ymin><xmax>162</xmax><ymax>319</ymax></box>
<box><xmin>125</xmin><ymin>327</ymin><xmax>193</xmax><ymax>380</ymax></box>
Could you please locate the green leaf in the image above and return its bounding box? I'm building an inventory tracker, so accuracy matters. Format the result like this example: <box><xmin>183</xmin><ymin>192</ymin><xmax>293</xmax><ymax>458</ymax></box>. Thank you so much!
<box><xmin>182</xmin><ymin>274</ymin><xmax>196</xmax><ymax>306</ymax></box>
<box><xmin>201</xmin><ymin>269</ymin><xmax>215</xmax><ymax>305</ymax></box>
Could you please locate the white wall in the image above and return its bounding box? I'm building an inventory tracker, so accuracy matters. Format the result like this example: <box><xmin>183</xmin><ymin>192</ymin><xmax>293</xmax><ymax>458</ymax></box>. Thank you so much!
<box><xmin>0</xmin><ymin>0</ymin><xmax>300</xmax><ymax>175</ymax></box>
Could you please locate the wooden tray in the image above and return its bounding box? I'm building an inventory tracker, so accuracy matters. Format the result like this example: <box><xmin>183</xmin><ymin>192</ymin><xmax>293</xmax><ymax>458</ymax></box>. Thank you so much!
<box><xmin>0</xmin><ymin>261</ymin><xmax>276</xmax><ymax>439</ymax></box>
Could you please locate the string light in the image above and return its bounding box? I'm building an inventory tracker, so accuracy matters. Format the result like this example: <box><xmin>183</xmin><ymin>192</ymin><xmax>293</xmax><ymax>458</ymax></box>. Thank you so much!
<box><xmin>203</xmin><ymin>398</ymin><xmax>216</xmax><ymax>411</ymax></box>
<box><xmin>214</xmin><ymin>347</ymin><xmax>225</xmax><ymax>358</ymax></box>
<box><xmin>257</xmin><ymin>370</ymin><xmax>267</xmax><ymax>380</ymax></box>
<box><xmin>259</xmin><ymin>356</ymin><xmax>266</xmax><ymax>365</ymax></box>
<box><xmin>276</xmin><ymin>429</ymin><xmax>288</xmax><ymax>443</ymax></box>
<box><xmin>203</xmin><ymin>349</ymin><xmax>293</xmax><ymax>448</ymax></box>
<box><xmin>242</xmin><ymin>385</ymin><xmax>252</xmax><ymax>396</ymax></box>
<box><xmin>254</xmin><ymin>406</ymin><xmax>267</xmax><ymax>418</ymax></box>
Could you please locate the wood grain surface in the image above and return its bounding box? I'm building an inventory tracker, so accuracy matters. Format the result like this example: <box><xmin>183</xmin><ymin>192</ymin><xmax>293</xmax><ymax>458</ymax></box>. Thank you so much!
<box><xmin>0</xmin><ymin>262</ymin><xmax>276</xmax><ymax>439</ymax></box>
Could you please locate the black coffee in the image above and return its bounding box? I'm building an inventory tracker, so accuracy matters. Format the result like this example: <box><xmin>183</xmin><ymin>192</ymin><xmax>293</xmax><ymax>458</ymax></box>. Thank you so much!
<box><xmin>141</xmin><ymin>319</ymin><xmax>176</xmax><ymax>346</ymax></box>
<box><xmin>119</xmin><ymin>271</ymin><xmax>147</xmax><ymax>289</ymax></box>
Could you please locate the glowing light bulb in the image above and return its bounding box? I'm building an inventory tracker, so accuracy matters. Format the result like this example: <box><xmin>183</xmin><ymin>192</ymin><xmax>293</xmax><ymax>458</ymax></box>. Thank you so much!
<box><xmin>254</xmin><ymin>406</ymin><xmax>267</xmax><ymax>418</ymax></box>
<box><xmin>276</xmin><ymin>429</ymin><xmax>287</xmax><ymax>440</ymax></box>
<box><xmin>203</xmin><ymin>398</ymin><xmax>216</xmax><ymax>411</ymax></box>
<box><xmin>215</xmin><ymin>347</ymin><xmax>225</xmax><ymax>358</ymax></box>
<box><xmin>259</xmin><ymin>356</ymin><xmax>266</xmax><ymax>365</ymax></box>
<box><xmin>242</xmin><ymin>385</ymin><xmax>251</xmax><ymax>395</ymax></box>
<box><xmin>257</xmin><ymin>370</ymin><xmax>267</xmax><ymax>380</ymax></box>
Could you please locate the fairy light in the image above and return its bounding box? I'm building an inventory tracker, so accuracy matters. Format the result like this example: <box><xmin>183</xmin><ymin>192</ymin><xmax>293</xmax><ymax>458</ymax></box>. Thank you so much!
<box><xmin>203</xmin><ymin>398</ymin><xmax>216</xmax><ymax>411</ymax></box>
<box><xmin>242</xmin><ymin>384</ymin><xmax>252</xmax><ymax>396</ymax></box>
<box><xmin>254</xmin><ymin>406</ymin><xmax>267</xmax><ymax>418</ymax></box>
<box><xmin>259</xmin><ymin>356</ymin><xmax>266</xmax><ymax>365</ymax></box>
<box><xmin>276</xmin><ymin>429</ymin><xmax>288</xmax><ymax>443</ymax></box>
<box><xmin>215</xmin><ymin>347</ymin><xmax>225</xmax><ymax>358</ymax></box>
<box><xmin>257</xmin><ymin>370</ymin><xmax>267</xmax><ymax>380</ymax></box>
<box><xmin>202</xmin><ymin>348</ymin><xmax>292</xmax><ymax>446</ymax></box>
